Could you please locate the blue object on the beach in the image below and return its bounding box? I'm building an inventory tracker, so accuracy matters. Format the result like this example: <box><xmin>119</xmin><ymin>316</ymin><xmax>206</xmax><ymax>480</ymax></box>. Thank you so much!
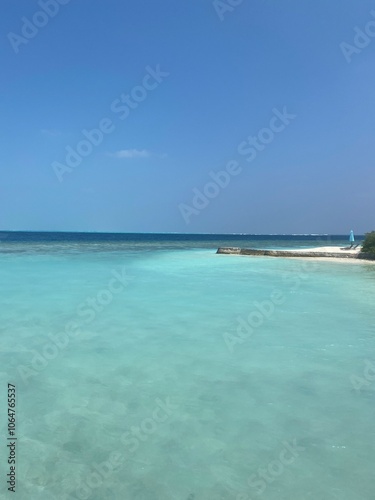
<box><xmin>349</xmin><ymin>230</ymin><xmax>355</xmax><ymax>243</ymax></box>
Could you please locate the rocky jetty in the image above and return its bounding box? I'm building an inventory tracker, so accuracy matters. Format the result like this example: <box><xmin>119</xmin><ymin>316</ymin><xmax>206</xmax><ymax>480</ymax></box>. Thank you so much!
<box><xmin>216</xmin><ymin>247</ymin><xmax>375</xmax><ymax>260</ymax></box>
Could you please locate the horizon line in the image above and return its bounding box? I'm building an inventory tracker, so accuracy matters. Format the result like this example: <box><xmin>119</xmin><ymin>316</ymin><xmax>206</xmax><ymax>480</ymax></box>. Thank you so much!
<box><xmin>0</xmin><ymin>230</ymin><xmax>364</xmax><ymax>236</ymax></box>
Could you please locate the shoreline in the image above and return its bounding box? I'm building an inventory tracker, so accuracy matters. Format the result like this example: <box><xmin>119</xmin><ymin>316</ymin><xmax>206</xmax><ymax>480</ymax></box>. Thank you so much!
<box><xmin>216</xmin><ymin>246</ymin><xmax>375</xmax><ymax>263</ymax></box>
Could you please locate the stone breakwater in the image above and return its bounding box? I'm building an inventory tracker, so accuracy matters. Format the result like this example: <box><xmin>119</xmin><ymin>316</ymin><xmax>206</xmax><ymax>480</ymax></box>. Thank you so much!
<box><xmin>216</xmin><ymin>247</ymin><xmax>375</xmax><ymax>260</ymax></box>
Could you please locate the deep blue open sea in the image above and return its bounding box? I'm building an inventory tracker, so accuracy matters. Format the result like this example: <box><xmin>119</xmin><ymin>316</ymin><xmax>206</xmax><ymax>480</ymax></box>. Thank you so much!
<box><xmin>0</xmin><ymin>232</ymin><xmax>374</xmax><ymax>500</ymax></box>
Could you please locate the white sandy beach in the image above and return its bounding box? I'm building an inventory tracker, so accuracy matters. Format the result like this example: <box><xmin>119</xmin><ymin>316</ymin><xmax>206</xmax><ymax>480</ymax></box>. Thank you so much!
<box><xmin>294</xmin><ymin>245</ymin><xmax>361</xmax><ymax>254</ymax></box>
<box><xmin>288</xmin><ymin>245</ymin><xmax>375</xmax><ymax>264</ymax></box>
<box><xmin>217</xmin><ymin>245</ymin><xmax>375</xmax><ymax>263</ymax></box>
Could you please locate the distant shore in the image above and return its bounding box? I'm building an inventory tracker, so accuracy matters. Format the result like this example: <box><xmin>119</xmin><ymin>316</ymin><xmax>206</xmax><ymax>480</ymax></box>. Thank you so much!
<box><xmin>217</xmin><ymin>246</ymin><xmax>375</xmax><ymax>262</ymax></box>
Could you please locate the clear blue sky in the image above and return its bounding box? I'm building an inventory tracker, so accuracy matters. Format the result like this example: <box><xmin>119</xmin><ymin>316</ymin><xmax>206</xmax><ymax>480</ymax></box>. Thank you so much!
<box><xmin>1</xmin><ymin>0</ymin><xmax>374</xmax><ymax>234</ymax></box>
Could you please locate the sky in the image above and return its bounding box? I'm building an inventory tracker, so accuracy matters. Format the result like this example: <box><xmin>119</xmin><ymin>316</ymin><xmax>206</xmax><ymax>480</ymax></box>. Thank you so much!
<box><xmin>1</xmin><ymin>0</ymin><xmax>375</xmax><ymax>234</ymax></box>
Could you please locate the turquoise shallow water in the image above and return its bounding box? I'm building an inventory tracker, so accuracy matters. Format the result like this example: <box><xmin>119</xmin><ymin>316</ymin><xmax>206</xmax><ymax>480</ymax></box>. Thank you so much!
<box><xmin>0</xmin><ymin>234</ymin><xmax>374</xmax><ymax>499</ymax></box>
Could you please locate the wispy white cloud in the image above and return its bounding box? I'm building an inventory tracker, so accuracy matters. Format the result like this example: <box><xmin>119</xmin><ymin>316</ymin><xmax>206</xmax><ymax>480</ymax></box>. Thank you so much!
<box><xmin>109</xmin><ymin>149</ymin><xmax>168</xmax><ymax>160</ymax></box>
<box><xmin>111</xmin><ymin>149</ymin><xmax>151</xmax><ymax>159</ymax></box>
<box><xmin>82</xmin><ymin>187</ymin><xmax>96</xmax><ymax>194</ymax></box>
<box><xmin>41</xmin><ymin>129</ymin><xmax>61</xmax><ymax>137</ymax></box>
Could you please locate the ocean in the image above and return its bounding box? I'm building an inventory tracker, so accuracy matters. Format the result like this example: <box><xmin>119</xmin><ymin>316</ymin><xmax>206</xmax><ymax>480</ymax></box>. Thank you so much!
<box><xmin>0</xmin><ymin>232</ymin><xmax>374</xmax><ymax>500</ymax></box>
